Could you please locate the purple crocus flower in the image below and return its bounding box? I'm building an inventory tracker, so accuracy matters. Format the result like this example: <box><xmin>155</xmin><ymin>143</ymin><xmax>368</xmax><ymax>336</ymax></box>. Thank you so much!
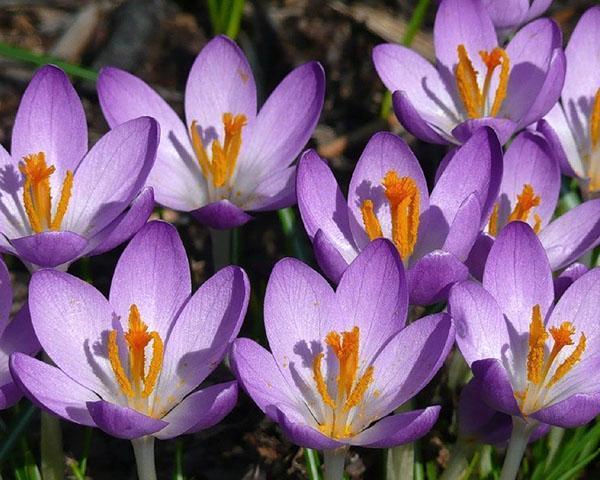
<box><xmin>449</xmin><ymin>221</ymin><xmax>600</xmax><ymax>474</ymax></box>
<box><xmin>0</xmin><ymin>65</ymin><xmax>158</xmax><ymax>271</ymax></box>
<box><xmin>373</xmin><ymin>0</ymin><xmax>565</xmax><ymax>145</ymax></box>
<box><xmin>482</xmin><ymin>0</ymin><xmax>553</xmax><ymax>37</ymax></box>
<box><xmin>538</xmin><ymin>7</ymin><xmax>600</xmax><ymax>196</ymax></box>
<box><xmin>10</xmin><ymin>221</ymin><xmax>248</xmax><ymax>476</ymax></box>
<box><xmin>0</xmin><ymin>258</ymin><xmax>39</xmax><ymax>409</ymax></box>
<box><xmin>463</xmin><ymin>130</ymin><xmax>600</xmax><ymax>280</ymax></box>
<box><xmin>231</xmin><ymin>240</ymin><xmax>454</xmax><ymax>478</ymax></box>
<box><xmin>297</xmin><ymin>128</ymin><xmax>502</xmax><ymax>305</ymax></box>
<box><xmin>97</xmin><ymin>35</ymin><xmax>325</xmax><ymax>230</ymax></box>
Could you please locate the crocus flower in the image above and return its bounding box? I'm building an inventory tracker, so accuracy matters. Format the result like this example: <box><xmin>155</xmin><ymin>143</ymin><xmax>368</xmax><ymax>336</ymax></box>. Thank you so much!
<box><xmin>97</xmin><ymin>35</ymin><xmax>325</xmax><ymax>230</ymax></box>
<box><xmin>449</xmin><ymin>221</ymin><xmax>600</xmax><ymax>475</ymax></box>
<box><xmin>297</xmin><ymin>128</ymin><xmax>502</xmax><ymax>305</ymax></box>
<box><xmin>231</xmin><ymin>240</ymin><xmax>454</xmax><ymax>479</ymax></box>
<box><xmin>538</xmin><ymin>7</ymin><xmax>600</xmax><ymax>196</ymax></box>
<box><xmin>10</xmin><ymin>221</ymin><xmax>249</xmax><ymax>476</ymax></box>
<box><xmin>482</xmin><ymin>0</ymin><xmax>553</xmax><ymax>37</ymax></box>
<box><xmin>463</xmin><ymin>130</ymin><xmax>600</xmax><ymax>279</ymax></box>
<box><xmin>0</xmin><ymin>65</ymin><xmax>158</xmax><ymax>271</ymax></box>
<box><xmin>373</xmin><ymin>0</ymin><xmax>565</xmax><ymax>145</ymax></box>
<box><xmin>0</xmin><ymin>258</ymin><xmax>39</xmax><ymax>409</ymax></box>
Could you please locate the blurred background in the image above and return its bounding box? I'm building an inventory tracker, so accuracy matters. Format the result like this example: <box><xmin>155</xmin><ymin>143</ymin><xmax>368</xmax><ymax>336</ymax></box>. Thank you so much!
<box><xmin>0</xmin><ymin>1</ymin><xmax>597</xmax><ymax>478</ymax></box>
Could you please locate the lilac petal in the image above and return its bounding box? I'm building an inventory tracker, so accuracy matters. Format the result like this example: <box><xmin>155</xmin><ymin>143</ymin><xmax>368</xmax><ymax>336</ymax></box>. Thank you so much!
<box><xmin>10</xmin><ymin>353</ymin><xmax>97</xmax><ymax>426</ymax></box>
<box><xmin>296</xmin><ymin>150</ymin><xmax>357</xmax><ymax>262</ymax></box>
<box><xmin>392</xmin><ymin>91</ymin><xmax>451</xmax><ymax>145</ymax></box>
<box><xmin>347</xmin><ymin>132</ymin><xmax>429</xmax><ymax>249</ymax></box>
<box><xmin>407</xmin><ymin>250</ymin><xmax>469</xmax><ymax>306</ymax></box>
<box><xmin>372</xmin><ymin>44</ymin><xmax>459</xmax><ymax>126</ymax></box>
<box><xmin>191</xmin><ymin>199</ymin><xmax>253</xmax><ymax>230</ymax></box>
<box><xmin>11</xmin><ymin>230</ymin><xmax>87</xmax><ymax>269</ymax></box>
<box><xmin>539</xmin><ymin>199</ymin><xmax>600</xmax><ymax>270</ymax></box>
<box><xmin>185</xmin><ymin>36</ymin><xmax>257</xmax><ymax>140</ymax></box>
<box><xmin>531</xmin><ymin>393</ymin><xmax>600</xmax><ymax>428</ymax></box>
<box><xmin>0</xmin><ymin>383</ymin><xmax>21</xmax><ymax>411</ymax></box>
<box><xmin>553</xmin><ymin>263</ymin><xmax>588</xmax><ymax>300</ymax></box>
<box><xmin>433</xmin><ymin>0</ymin><xmax>497</xmax><ymax>94</ymax></box>
<box><xmin>63</xmin><ymin>117</ymin><xmax>158</xmax><ymax>237</ymax></box>
<box><xmin>0</xmin><ymin>258</ymin><xmax>12</xmax><ymax>335</ymax></box>
<box><xmin>471</xmin><ymin>358</ymin><xmax>521</xmax><ymax>416</ymax></box>
<box><xmin>313</xmin><ymin>228</ymin><xmax>353</xmax><ymax>284</ymax></box>
<box><xmin>482</xmin><ymin>0</ymin><xmax>528</xmax><ymax>30</ymax></box>
<box><xmin>365</xmin><ymin>313</ymin><xmax>454</xmax><ymax>418</ymax></box>
<box><xmin>29</xmin><ymin>269</ymin><xmax>120</xmax><ymax>400</ymax></box>
<box><xmin>464</xmin><ymin>233</ymin><xmax>493</xmax><ymax>282</ymax></box>
<box><xmin>502</xmin><ymin>19</ymin><xmax>563</xmax><ymax>125</ymax></box>
<box><xmin>499</xmin><ymin>131</ymin><xmax>560</xmax><ymax>229</ymax></box>
<box><xmin>11</xmin><ymin>65</ymin><xmax>87</xmax><ymax>195</ymax></box>
<box><xmin>155</xmin><ymin>381</ymin><xmax>237</xmax><ymax>439</ymax></box>
<box><xmin>483</xmin><ymin>221</ymin><xmax>553</xmax><ymax>331</ymax></box>
<box><xmin>155</xmin><ymin>266</ymin><xmax>248</xmax><ymax>408</ymax></box>
<box><xmin>449</xmin><ymin>280</ymin><xmax>508</xmax><ymax>366</ymax></box>
<box><xmin>85</xmin><ymin>187</ymin><xmax>155</xmax><ymax>257</ymax></box>
<box><xmin>87</xmin><ymin>400</ymin><xmax>167</xmax><ymax>439</ymax></box>
<box><xmin>562</xmin><ymin>6</ymin><xmax>600</xmax><ymax>147</ymax></box>
<box><xmin>350</xmin><ymin>407</ymin><xmax>440</xmax><ymax>448</ymax></box>
<box><xmin>244</xmin><ymin>166</ymin><xmax>296</xmax><ymax>212</ymax></box>
<box><xmin>0</xmin><ymin>142</ymin><xmax>29</xmax><ymax>240</ymax></box>
<box><xmin>442</xmin><ymin>194</ymin><xmax>481</xmax><ymax>261</ymax></box>
<box><xmin>537</xmin><ymin>110</ymin><xmax>582</xmax><ymax>178</ymax></box>
<box><xmin>336</xmin><ymin>239</ymin><xmax>408</xmax><ymax>363</ymax></box>
<box><xmin>525</xmin><ymin>0</ymin><xmax>553</xmax><ymax>23</ymax></box>
<box><xmin>98</xmin><ymin>67</ymin><xmax>204</xmax><ymax>211</ymax></box>
<box><xmin>451</xmin><ymin>118</ymin><xmax>517</xmax><ymax>146</ymax></box>
<box><xmin>238</xmin><ymin>62</ymin><xmax>324</xmax><ymax>179</ymax></box>
<box><xmin>109</xmin><ymin>221</ymin><xmax>191</xmax><ymax>340</ymax></box>
<box><xmin>275</xmin><ymin>406</ymin><xmax>344</xmax><ymax>450</ymax></box>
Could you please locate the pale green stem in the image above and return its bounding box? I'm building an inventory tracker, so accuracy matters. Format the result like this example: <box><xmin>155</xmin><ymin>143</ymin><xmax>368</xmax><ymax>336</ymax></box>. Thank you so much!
<box><xmin>499</xmin><ymin>417</ymin><xmax>536</xmax><ymax>480</ymax></box>
<box><xmin>323</xmin><ymin>447</ymin><xmax>347</xmax><ymax>480</ymax></box>
<box><xmin>41</xmin><ymin>352</ymin><xmax>64</xmax><ymax>480</ymax></box>
<box><xmin>439</xmin><ymin>439</ymin><xmax>474</xmax><ymax>480</ymax></box>
<box><xmin>210</xmin><ymin>228</ymin><xmax>231</xmax><ymax>271</ymax></box>
<box><xmin>132</xmin><ymin>436</ymin><xmax>157</xmax><ymax>480</ymax></box>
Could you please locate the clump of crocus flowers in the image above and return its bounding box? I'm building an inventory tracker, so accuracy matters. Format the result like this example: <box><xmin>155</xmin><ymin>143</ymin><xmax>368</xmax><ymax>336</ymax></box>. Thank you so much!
<box><xmin>2</xmin><ymin>2</ymin><xmax>600</xmax><ymax>480</ymax></box>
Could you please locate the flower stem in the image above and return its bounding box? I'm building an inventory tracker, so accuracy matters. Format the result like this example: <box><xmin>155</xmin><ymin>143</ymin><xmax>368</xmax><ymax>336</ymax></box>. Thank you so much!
<box><xmin>323</xmin><ymin>447</ymin><xmax>347</xmax><ymax>480</ymax></box>
<box><xmin>499</xmin><ymin>417</ymin><xmax>536</xmax><ymax>480</ymax></box>
<box><xmin>304</xmin><ymin>448</ymin><xmax>322</xmax><ymax>480</ymax></box>
<box><xmin>41</xmin><ymin>352</ymin><xmax>64</xmax><ymax>480</ymax></box>
<box><xmin>132</xmin><ymin>436</ymin><xmax>157</xmax><ymax>480</ymax></box>
<box><xmin>209</xmin><ymin>228</ymin><xmax>231</xmax><ymax>271</ymax></box>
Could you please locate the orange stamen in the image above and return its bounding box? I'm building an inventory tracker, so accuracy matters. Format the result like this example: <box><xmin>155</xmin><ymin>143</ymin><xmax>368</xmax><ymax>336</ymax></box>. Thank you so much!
<box><xmin>488</xmin><ymin>202</ymin><xmax>500</xmax><ymax>237</ymax></box>
<box><xmin>312</xmin><ymin>352</ymin><xmax>335</xmax><ymax>409</ymax></box>
<box><xmin>526</xmin><ymin>304</ymin><xmax>548</xmax><ymax>385</ymax></box>
<box><xmin>361</xmin><ymin>200</ymin><xmax>383</xmax><ymax>241</ymax></box>
<box><xmin>548</xmin><ymin>333</ymin><xmax>586</xmax><ymax>388</ymax></box>
<box><xmin>591</xmin><ymin>88</ymin><xmax>600</xmax><ymax>150</ymax></box>
<box><xmin>456</xmin><ymin>44</ymin><xmax>482</xmax><ymax>119</ymax></box>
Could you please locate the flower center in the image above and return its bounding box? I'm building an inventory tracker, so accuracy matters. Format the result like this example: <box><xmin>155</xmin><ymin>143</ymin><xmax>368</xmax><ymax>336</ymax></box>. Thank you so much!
<box><xmin>360</xmin><ymin>171</ymin><xmax>420</xmax><ymax>261</ymax></box>
<box><xmin>586</xmin><ymin>88</ymin><xmax>600</xmax><ymax>192</ymax></box>
<box><xmin>108</xmin><ymin>304</ymin><xmax>164</xmax><ymax>414</ymax></box>
<box><xmin>488</xmin><ymin>183</ymin><xmax>542</xmax><ymax>237</ymax></box>
<box><xmin>455</xmin><ymin>44</ymin><xmax>510</xmax><ymax>119</ymax></box>
<box><xmin>19</xmin><ymin>152</ymin><xmax>73</xmax><ymax>233</ymax></box>
<box><xmin>190</xmin><ymin>113</ymin><xmax>247</xmax><ymax>189</ymax></box>
<box><xmin>312</xmin><ymin>326</ymin><xmax>374</xmax><ymax>439</ymax></box>
<box><xmin>515</xmin><ymin>304</ymin><xmax>586</xmax><ymax>416</ymax></box>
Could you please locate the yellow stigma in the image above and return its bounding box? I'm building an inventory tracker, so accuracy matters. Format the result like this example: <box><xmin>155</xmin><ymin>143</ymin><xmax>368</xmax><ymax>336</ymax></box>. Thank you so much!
<box><xmin>190</xmin><ymin>113</ymin><xmax>247</xmax><ymax>189</ymax></box>
<box><xmin>360</xmin><ymin>171</ymin><xmax>420</xmax><ymax>261</ymax></box>
<box><xmin>108</xmin><ymin>304</ymin><xmax>164</xmax><ymax>411</ymax></box>
<box><xmin>455</xmin><ymin>44</ymin><xmax>510</xmax><ymax>119</ymax></box>
<box><xmin>489</xmin><ymin>184</ymin><xmax>543</xmax><ymax>236</ymax></box>
<box><xmin>312</xmin><ymin>326</ymin><xmax>374</xmax><ymax>439</ymax></box>
<box><xmin>19</xmin><ymin>152</ymin><xmax>73</xmax><ymax>233</ymax></box>
<box><xmin>516</xmin><ymin>305</ymin><xmax>587</xmax><ymax>415</ymax></box>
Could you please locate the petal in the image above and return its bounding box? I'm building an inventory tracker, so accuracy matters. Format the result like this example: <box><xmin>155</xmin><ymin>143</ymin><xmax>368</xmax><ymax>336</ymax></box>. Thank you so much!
<box><xmin>350</xmin><ymin>407</ymin><xmax>440</xmax><ymax>448</ymax></box>
<box><xmin>109</xmin><ymin>221</ymin><xmax>191</xmax><ymax>340</ymax></box>
<box><xmin>29</xmin><ymin>269</ymin><xmax>120</xmax><ymax>399</ymax></box>
<box><xmin>392</xmin><ymin>91</ymin><xmax>452</xmax><ymax>145</ymax></box>
<box><xmin>11</xmin><ymin>230</ymin><xmax>87</xmax><ymax>269</ymax></box>
<box><xmin>274</xmin><ymin>405</ymin><xmax>344</xmax><ymax>450</ymax></box>
<box><xmin>464</xmin><ymin>233</ymin><xmax>494</xmax><ymax>282</ymax></box>
<box><xmin>407</xmin><ymin>250</ymin><xmax>469</xmax><ymax>306</ymax></box>
<box><xmin>482</xmin><ymin>0</ymin><xmax>528</xmax><ymax>30</ymax></box>
<box><xmin>9</xmin><ymin>353</ymin><xmax>97</xmax><ymax>426</ymax></box>
<box><xmin>538</xmin><ymin>108</ymin><xmax>583</xmax><ymax>178</ymax></box>
<box><xmin>451</xmin><ymin>118</ymin><xmax>517</xmax><ymax>146</ymax></box>
<box><xmin>0</xmin><ymin>142</ymin><xmax>29</xmax><ymax>239</ymax></box>
<box><xmin>154</xmin><ymin>266</ymin><xmax>248</xmax><ymax>409</ymax></box>
<box><xmin>86</xmin><ymin>400</ymin><xmax>167</xmax><ymax>439</ymax></box>
<box><xmin>539</xmin><ymin>199</ymin><xmax>600</xmax><ymax>270</ymax></box>
<box><xmin>155</xmin><ymin>381</ymin><xmax>238</xmax><ymax>439</ymax></box>
<box><xmin>525</xmin><ymin>0</ymin><xmax>553</xmax><ymax>22</ymax></box>
<box><xmin>471</xmin><ymin>358</ymin><xmax>521</xmax><ymax>416</ymax></box>
<box><xmin>11</xmin><ymin>65</ymin><xmax>87</xmax><ymax>194</ymax></box>
<box><xmin>441</xmin><ymin>193</ymin><xmax>481</xmax><ymax>261</ymax></box>
<box><xmin>312</xmin><ymin>228</ymin><xmax>353</xmax><ymax>284</ymax></box>
<box><xmin>244</xmin><ymin>166</ymin><xmax>296</xmax><ymax>212</ymax></box>
<box><xmin>336</xmin><ymin>239</ymin><xmax>408</xmax><ymax>363</ymax></box>
<box><xmin>554</xmin><ymin>263</ymin><xmax>588</xmax><ymax>300</ymax></box>
<box><xmin>62</xmin><ymin>117</ymin><xmax>158</xmax><ymax>237</ymax></box>
<box><xmin>449</xmin><ymin>280</ymin><xmax>508</xmax><ymax>365</ymax></box>
<box><xmin>238</xmin><ymin>61</ymin><xmax>324</xmax><ymax>178</ymax></box>
<box><xmin>184</xmin><ymin>36</ymin><xmax>257</xmax><ymax>139</ymax></box>
<box><xmin>498</xmin><ymin>131</ymin><xmax>560</xmax><ymax>229</ymax></box>
<box><xmin>190</xmin><ymin>200</ymin><xmax>253</xmax><ymax>230</ymax></box>
<box><xmin>85</xmin><ymin>187</ymin><xmax>155</xmax><ymax>257</ymax></box>
<box><xmin>98</xmin><ymin>67</ymin><xmax>204</xmax><ymax>211</ymax></box>
<box><xmin>296</xmin><ymin>150</ymin><xmax>357</xmax><ymax>262</ymax></box>
<box><xmin>483</xmin><ymin>221</ymin><xmax>553</xmax><ymax>330</ymax></box>
<box><xmin>347</xmin><ymin>132</ymin><xmax>429</xmax><ymax>250</ymax></box>
<box><xmin>0</xmin><ymin>258</ymin><xmax>12</xmax><ymax>335</ymax></box>
<box><xmin>531</xmin><ymin>393</ymin><xmax>600</xmax><ymax>428</ymax></box>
